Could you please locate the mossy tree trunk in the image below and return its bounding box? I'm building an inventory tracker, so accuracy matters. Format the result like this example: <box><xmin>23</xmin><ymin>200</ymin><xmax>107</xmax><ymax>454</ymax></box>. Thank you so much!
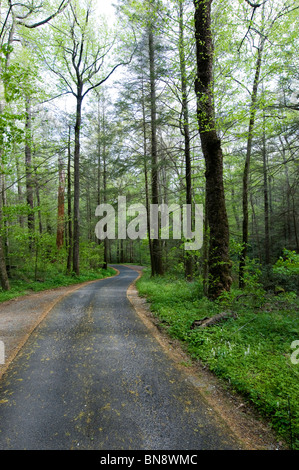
<box><xmin>194</xmin><ymin>0</ymin><xmax>232</xmax><ymax>299</ymax></box>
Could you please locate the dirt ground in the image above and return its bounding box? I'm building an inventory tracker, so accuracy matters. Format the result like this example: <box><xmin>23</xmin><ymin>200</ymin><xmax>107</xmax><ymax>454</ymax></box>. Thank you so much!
<box><xmin>0</xmin><ymin>265</ymin><xmax>285</xmax><ymax>450</ymax></box>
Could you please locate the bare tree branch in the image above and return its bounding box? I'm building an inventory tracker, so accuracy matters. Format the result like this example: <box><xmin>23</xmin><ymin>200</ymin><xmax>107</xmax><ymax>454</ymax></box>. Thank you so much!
<box><xmin>244</xmin><ymin>0</ymin><xmax>268</xmax><ymax>7</ymax></box>
<box><xmin>238</xmin><ymin>0</ymin><xmax>270</xmax><ymax>51</ymax></box>
<box><xmin>82</xmin><ymin>45</ymin><xmax>137</xmax><ymax>99</ymax></box>
<box><xmin>0</xmin><ymin>5</ymin><xmax>13</xmax><ymax>41</ymax></box>
<box><xmin>20</xmin><ymin>0</ymin><xmax>71</xmax><ymax>29</ymax></box>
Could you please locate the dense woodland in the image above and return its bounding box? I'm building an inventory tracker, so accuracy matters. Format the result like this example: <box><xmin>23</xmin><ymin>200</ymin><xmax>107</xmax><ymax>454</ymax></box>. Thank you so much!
<box><xmin>0</xmin><ymin>0</ymin><xmax>299</xmax><ymax>448</ymax></box>
<box><xmin>0</xmin><ymin>0</ymin><xmax>298</xmax><ymax>295</ymax></box>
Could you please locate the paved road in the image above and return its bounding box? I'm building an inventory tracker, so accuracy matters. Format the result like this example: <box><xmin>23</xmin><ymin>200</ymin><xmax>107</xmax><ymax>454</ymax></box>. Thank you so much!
<box><xmin>0</xmin><ymin>265</ymin><xmax>242</xmax><ymax>450</ymax></box>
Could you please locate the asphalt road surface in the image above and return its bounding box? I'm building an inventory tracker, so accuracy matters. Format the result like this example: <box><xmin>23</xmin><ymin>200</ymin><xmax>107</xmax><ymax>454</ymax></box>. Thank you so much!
<box><xmin>0</xmin><ymin>265</ymin><xmax>242</xmax><ymax>450</ymax></box>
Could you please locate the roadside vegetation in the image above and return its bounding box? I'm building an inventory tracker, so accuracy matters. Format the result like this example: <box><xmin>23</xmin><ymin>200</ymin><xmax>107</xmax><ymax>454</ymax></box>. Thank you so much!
<box><xmin>0</xmin><ymin>239</ymin><xmax>115</xmax><ymax>303</ymax></box>
<box><xmin>136</xmin><ymin>251</ymin><xmax>299</xmax><ymax>449</ymax></box>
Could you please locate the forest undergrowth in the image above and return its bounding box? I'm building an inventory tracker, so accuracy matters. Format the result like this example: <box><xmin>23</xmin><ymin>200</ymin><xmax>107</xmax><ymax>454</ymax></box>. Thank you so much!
<box><xmin>0</xmin><ymin>241</ymin><xmax>115</xmax><ymax>303</ymax></box>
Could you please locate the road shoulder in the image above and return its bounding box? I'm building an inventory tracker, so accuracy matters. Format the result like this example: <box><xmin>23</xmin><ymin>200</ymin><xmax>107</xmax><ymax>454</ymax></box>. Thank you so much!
<box><xmin>126</xmin><ymin>265</ymin><xmax>284</xmax><ymax>451</ymax></box>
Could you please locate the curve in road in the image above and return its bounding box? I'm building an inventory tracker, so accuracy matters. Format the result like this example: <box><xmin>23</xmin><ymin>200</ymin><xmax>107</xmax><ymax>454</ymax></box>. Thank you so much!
<box><xmin>0</xmin><ymin>265</ymin><xmax>242</xmax><ymax>450</ymax></box>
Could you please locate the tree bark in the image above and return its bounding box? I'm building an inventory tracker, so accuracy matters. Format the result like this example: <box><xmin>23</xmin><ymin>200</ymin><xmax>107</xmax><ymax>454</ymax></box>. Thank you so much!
<box><xmin>202</xmin><ymin>190</ymin><xmax>209</xmax><ymax>296</ymax></box>
<box><xmin>103</xmin><ymin>131</ymin><xmax>108</xmax><ymax>270</ymax></box>
<box><xmin>279</xmin><ymin>136</ymin><xmax>291</xmax><ymax>247</ymax></box>
<box><xmin>239</xmin><ymin>44</ymin><xmax>263</xmax><ymax>287</ymax></box>
<box><xmin>178</xmin><ymin>0</ymin><xmax>193</xmax><ymax>281</ymax></box>
<box><xmin>67</xmin><ymin>125</ymin><xmax>72</xmax><ymax>274</ymax></box>
<box><xmin>100</xmin><ymin>103</ymin><xmax>108</xmax><ymax>270</ymax></box>
<box><xmin>15</xmin><ymin>150</ymin><xmax>25</xmax><ymax>228</ymax></box>
<box><xmin>250</xmin><ymin>191</ymin><xmax>262</xmax><ymax>262</ymax></box>
<box><xmin>34</xmin><ymin>166</ymin><xmax>43</xmax><ymax>235</ymax></box>
<box><xmin>0</xmin><ymin>175</ymin><xmax>10</xmax><ymax>291</ymax></box>
<box><xmin>149</xmin><ymin>27</ymin><xmax>163</xmax><ymax>276</ymax></box>
<box><xmin>194</xmin><ymin>0</ymin><xmax>231</xmax><ymax>299</ymax></box>
<box><xmin>0</xmin><ymin>19</ymin><xmax>14</xmax><ymax>290</ymax></box>
<box><xmin>25</xmin><ymin>97</ymin><xmax>35</xmax><ymax>251</ymax></box>
<box><xmin>141</xmin><ymin>74</ymin><xmax>154</xmax><ymax>270</ymax></box>
<box><xmin>72</xmin><ymin>89</ymin><xmax>83</xmax><ymax>276</ymax></box>
<box><xmin>262</xmin><ymin>113</ymin><xmax>270</xmax><ymax>266</ymax></box>
<box><xmin>56</xmin><ymin>155</ymin><xmax>65</xmax><ymax>250</ymax></box>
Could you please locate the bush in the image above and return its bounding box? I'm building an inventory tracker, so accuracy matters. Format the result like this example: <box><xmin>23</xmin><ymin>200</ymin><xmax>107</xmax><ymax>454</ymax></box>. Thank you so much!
<box><xmin>272</xmin><ymin>249</ymin><xmax>299</xmax><ymax>294</ymax></box>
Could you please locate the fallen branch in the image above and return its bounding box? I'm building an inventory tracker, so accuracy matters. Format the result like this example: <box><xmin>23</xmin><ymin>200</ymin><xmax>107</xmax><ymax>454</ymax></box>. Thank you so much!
<box><xmin>190</xmin><ymin>311</ymin><xmax>237</xmax><ymax>329</ymax></box>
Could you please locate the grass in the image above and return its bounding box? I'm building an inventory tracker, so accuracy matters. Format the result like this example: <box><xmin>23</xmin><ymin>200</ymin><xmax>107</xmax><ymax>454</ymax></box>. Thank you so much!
<box><xmin>136</xmin><ymin>268</ymin><xmax>299</xmax><ymax>449</ymax></box>
<box><xmin>0</xmin><ymin>267</ymin><xmax>116</xmax><ymax>303</ymax></box>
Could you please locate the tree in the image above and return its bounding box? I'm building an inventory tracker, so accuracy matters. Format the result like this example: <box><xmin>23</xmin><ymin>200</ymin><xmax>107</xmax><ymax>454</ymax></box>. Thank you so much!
<box><xmin>56</xmin><ymin>153</ymin><xmax>65</xmax><ymax>250</ymax></box>
<box><xmin>238</xmin><ymin>0</ymin><xmax>298</xmax><ymax>286</ymax></box>
<box><xmin>39</xmin><ymin>0</ymin><xmax>135</xmax><ymax>275</ymax></box>
<box><xmin>193</xmin><ymin>0</ymin><xmax>232</xmax><ymax>299</ymax></box>
<box><xmin>148</xmin><ymin>24</ymin><xmax>163</xmax><ymax>276</ymax></box>
<box><xmin>0</xmin><ymin>0</ymin><xmax>72</xmax><ymax>288</ymax></box>
<box><xmin>177</xmin><ymin>0</ymin><xmax>194</xmax><ymax>280</ymax></box>
<box><xmin>24</xmin><ymin>96</ymin><xmax>35</xmax><ymax>250</ymax></box>
<box><xmin>66</xmin><ymin>123</ymin><xmax>73</xmax><ymax>273</ymax></box>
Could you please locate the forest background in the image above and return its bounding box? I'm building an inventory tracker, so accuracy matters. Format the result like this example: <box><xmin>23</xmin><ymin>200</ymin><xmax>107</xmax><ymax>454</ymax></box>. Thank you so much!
<box><xmin>0</xmin><ymin>0</ymin><xmax>298</xmax><ymax>449</ymax></box>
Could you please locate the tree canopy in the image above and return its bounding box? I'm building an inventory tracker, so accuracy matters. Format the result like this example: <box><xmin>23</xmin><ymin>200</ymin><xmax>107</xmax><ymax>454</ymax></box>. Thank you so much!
<box><xmin>0</xmin><ymin>0</ymin><xmax>298</xmax><ymax>295</ymax></box>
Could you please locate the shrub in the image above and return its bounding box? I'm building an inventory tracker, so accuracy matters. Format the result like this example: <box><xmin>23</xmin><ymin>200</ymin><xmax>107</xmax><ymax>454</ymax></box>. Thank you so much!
<box><xmin>271</xmin><ymin>250</ymin><xmax>299</xmax><ymax>293</ymax></box>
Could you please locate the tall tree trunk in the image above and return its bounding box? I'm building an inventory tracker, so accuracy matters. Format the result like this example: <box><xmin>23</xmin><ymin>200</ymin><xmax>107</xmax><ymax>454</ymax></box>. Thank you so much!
<box><xmin>239</xmin><ymin>42</ymin><xmax>264</xmax><ymax>287</ymax></box>
<box><xmin>0</xmin><ymin>10</ymin><xmax>14</xmax><ymax>290</ymax></box>
<box><xmin>202</xmin><ymin>193</ymin><xmax>209</xmax><ymax>296</ymax></box>
<box><xmin>73</xmin><ymin>89</ymin><xmax>83</xmax><ymax>275</ymax></box>
<box><xmin>141</xmin><ymin>73</ymin><xmax>153</xmax><ymax>271</ymax></box>
<box><xmin>120</xmin><ymin>239</ymin><xmax>124</xmax><ymax>263</ymax></box>
<box><xmin>97</xmin><ymin>100</ymin><xmax>102</xmax><ymax>213</ymax></box>
<box><xmin>0</xmin><ymin>175</ymin><xmax>10</xmax><ymax>291</ymax></box>
<box><xmin>1</xmin><ymin>163</ymin><xmax>9</xmax><ymax>274</ymax></box>
<box><xmin>86</xmin><ymin>184</ymin><xmax>92</xmax><ymax>241</ymax></box>
<box><xmin>262</xmin><ymin>114</ymin><xmax>270</xmax><ymax>266</ymax></box>
<box><xmin>16</xmin><ymin>151</ymin><xmax>25</xmax><ymax>228</ymax></box>
<box><xmin>178</xmin><ymin>0</ymin><xmax>193</xmax><ymax>280</ymax></box>
<box><xmin>194</xmin><ymin>0</ymin><xmax>231</xmax><ymax>299</ymax></box>
<box><xmin>0</xmin><ymin>96</ymin><xmax>10</xmax><ymax>289</ymax></box>
<box><xmin>250</xmin><ymin>191</ymin><xmax>262</xmax><ymax>262</ymax></box>
<box><xmin>56</xmin><ymin>155</ymin><xmax>65</xmax><ymax>250</ymax></box>
<box><xmin>25</xmin><ymin>97</ymin><xmax>35</xmax><ymax>251</ymax></box>
<box><xmin>291</xmin><ymin>192</ymin><xmax>299</xmax><ymax>251</ymax></box>
<box><xmin>149</xmin><ymin>27</ymin><xmax>163</xmax><ymax>276</ymax></box>
<box><xmin>279</xmin><ymin>136</ymin><xmax>291</xmax><ymax>246</ymax></box>
<box><xmin>96</xmin><ymin>98</ymin><xmax>104</xmax><ymax>265</ymax></box>
<box><xmin>34</xmin><ymin>167</ymin><xmax>43</xmax><ymax>235</ymax></box>
<box><xmin>100</xmin><ymin>104</ymin><xmax>108</xmax><ymax>270</ymax></box>
<box><xmin>103</xmin><ymin>135</ymin><xmax>108</xmax><ymax>270</ymax></box>
<box><xmin>67</xmin><ymin>125</ymin><xmax>72</xmax><ymax>274</ymax></box>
